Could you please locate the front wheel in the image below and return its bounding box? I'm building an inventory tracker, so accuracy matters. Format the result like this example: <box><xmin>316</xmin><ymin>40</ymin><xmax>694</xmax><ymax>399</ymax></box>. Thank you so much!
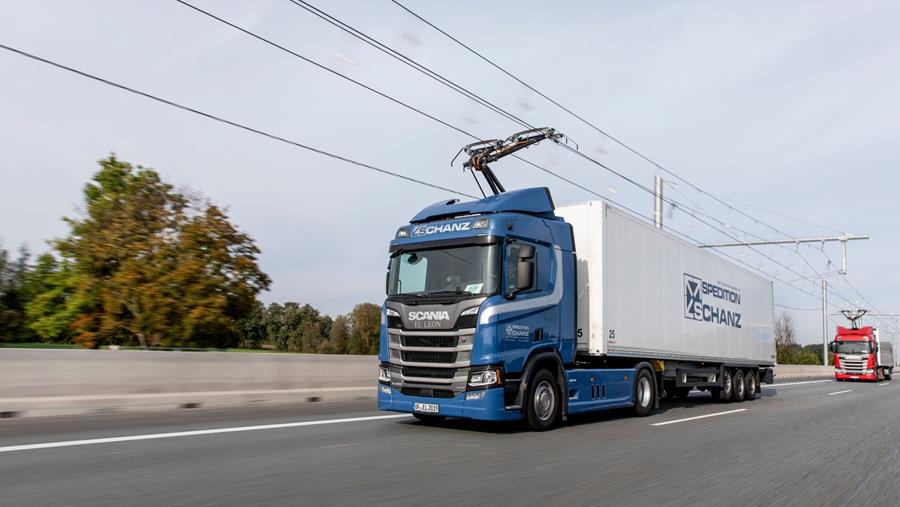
<box><xmin>526</xmin><ymin>369</ymin><xmax>560</xmax><ymax>431</ymax></box>
<box><xmin>633</xmin><ymin>368</ymin><xmax>656</xmax><ymax>417</ymax></box>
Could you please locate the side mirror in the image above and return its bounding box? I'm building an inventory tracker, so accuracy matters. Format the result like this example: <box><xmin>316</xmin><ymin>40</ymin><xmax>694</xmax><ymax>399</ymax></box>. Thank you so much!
<box><xmin>505</xmin><ymin>242</ymin><xmax>536</xmax><ymax>298</ymax></box>
<box><xmin>872</xmin><ymin>344</ymin><xmax>879</xmax><ymax>353</ymax></box>
<box><xmin>829</xmin><ymin>342</ymin><xmax>837</xmax><ymax>353</ymax></box>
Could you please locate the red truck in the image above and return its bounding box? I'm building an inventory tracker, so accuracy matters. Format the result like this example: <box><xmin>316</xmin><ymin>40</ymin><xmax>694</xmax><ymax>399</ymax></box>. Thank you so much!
<box><xmin>831</xmin><ymin>324</ymin><xmax>894</xmax><ymax>382</ymax></box>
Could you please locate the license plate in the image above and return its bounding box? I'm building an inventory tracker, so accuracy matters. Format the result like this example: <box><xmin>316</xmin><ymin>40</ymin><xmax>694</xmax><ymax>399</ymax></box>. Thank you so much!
<box><xmin>414</xmin><ymin>403</ymin><xmax>439</xmax><ymax>414</ymax></box>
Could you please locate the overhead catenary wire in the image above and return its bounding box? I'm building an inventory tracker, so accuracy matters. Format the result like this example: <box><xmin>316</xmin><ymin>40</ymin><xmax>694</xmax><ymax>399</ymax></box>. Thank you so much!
<box><xmin>7</xmin><ymin>4</ymin><xmax>881</xmax><ymax>324</ymax></box>
<box><xmin>0</xmin><ymin>41</ymin><xmax>840</xmax><ymax>314</ymax></box>
<box><xmin>389</xmin><ymin>0</ymin><xmax>820</xmax><ymax>246</ymax></box>
<box><xmin>175</xmin><ymin>0</ymin><xmax>629</xmax><ymax>228</ymax></box>
<box><xmin>388</xmin><ymin>0</ymin><xmax>899</xmax><ymax>320</ymax></box>
<box><xmin>0</xmin><ymin>43</ymin><xmax>476</xmax><ymax>200</ymax></box>
<box><xmin>225</xmin><ymin>1</ymin><xmax>871</xmax><ymax>312</ymax></box>
<box><xmin>286</xmin><ymin>0</ymin><xmax>534</xmax><ymax>130</ymax></box>
<box><xmin>288</xmin><ymin>0</ymin><xmax>861</xmax><ymax>304</ymax></box>
<box><xmin>390</xmin><ymin>0</ymin><xmax>886</xmax><ymax>313</ymax></box>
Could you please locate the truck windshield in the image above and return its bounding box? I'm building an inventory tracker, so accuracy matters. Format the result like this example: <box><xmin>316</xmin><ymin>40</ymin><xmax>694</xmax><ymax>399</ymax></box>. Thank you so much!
<box><xmin>835</xmin><ymin>341</ymin><xmax>871</xmax><ymax>354</ymax></box>
<box><xmin>387</xmin><ymin>244</ymin><xmax>499</xmax><ymax>299</ymax></box>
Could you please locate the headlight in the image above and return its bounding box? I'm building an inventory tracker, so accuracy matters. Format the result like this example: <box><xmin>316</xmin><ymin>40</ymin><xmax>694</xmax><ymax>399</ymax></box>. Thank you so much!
<box><xmin>379</xmin><ymin>367</ymin><xmax>392</xmax><ymax>383</ymax></box>
<box><xmin>386</xmin><ymin>308</ymin><xmax>400</xmax><ymax>317</ymax></box>
<box><xmin>468</xmin><ymin>368</ymin><xmax>501</xmax><ymax>387</ymax></box>
<box><xmin>460</xmin><ymin>306</ymin><xmax>479</xmax><ymax>316</ymax></box>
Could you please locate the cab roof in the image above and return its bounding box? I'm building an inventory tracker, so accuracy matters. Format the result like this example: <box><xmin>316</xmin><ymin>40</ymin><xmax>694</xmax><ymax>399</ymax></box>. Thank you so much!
<box><xmin>411</xmin><ymin>187</ymin><xmax>556</xmax><ymax>223</ymax></box>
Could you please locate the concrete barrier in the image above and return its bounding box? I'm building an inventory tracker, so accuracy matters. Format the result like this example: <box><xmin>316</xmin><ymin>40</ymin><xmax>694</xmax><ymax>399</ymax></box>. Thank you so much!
<box><xmin>772</xmin><ymin>364</ymin><xmax>834</xmax><ymax>380</ymax></box>
<box><xmin>0</xmin><ymin>349</ymin><xmax>376</xmax><ymax>417</ymax></box>
<box><xmin>0</xmin><ymin>349</ymin><xmax>834</xmax><ymax>418</ymax></box>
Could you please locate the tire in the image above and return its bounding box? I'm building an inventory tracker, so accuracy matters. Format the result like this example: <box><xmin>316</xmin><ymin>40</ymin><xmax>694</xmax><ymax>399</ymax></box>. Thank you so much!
<box><xmin>731</xmin><ymin>369</ymin><xmax>746</xmax><ymax>402</ymax></box>
<box><xmin>745</xmin><ymin>370</ymin><xmax>758</xmax><ymax>400</ymax></box>
<box><xmin>714</xmin><ymin>369</ymin><xmax>734</xmax><ymax>402</ymax></box>
<box><xmin>412</xmin><ymin>414</ymin><xmax>446</xmax><ymax>425</ymax></box>
<box><xmin>633</xmin><ymin>368</ymin><xmax>656</xmax><ymax>417</ymax></box>
<box><xmin>526</xmin><ymin>369</ymin><xmax>560</xmax><ymax>431</ymax></box>
<box><xmin>886</xmin><ymin>369</ymin><xmax>893</xmax><ymax>381</ymax></box>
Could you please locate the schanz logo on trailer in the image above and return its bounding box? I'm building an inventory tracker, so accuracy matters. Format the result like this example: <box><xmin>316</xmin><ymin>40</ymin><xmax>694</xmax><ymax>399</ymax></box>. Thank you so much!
<box><xmin>684</xmin><ymin>273</ymin><xmax>742</xmax><ymax>328</ymax></box>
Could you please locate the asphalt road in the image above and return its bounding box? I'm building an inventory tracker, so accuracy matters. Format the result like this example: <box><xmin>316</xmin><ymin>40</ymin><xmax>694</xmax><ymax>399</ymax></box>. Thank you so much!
<box><xmin>1</xmin><ymin>379</ymin><xmax>898</xmax><ymax>506</ymax></box>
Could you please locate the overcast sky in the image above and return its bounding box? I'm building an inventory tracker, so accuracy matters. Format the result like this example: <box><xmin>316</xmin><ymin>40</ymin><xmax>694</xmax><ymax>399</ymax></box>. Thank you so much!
<box><xmin>2</xmin><ymin>0</ymin><xmax>899</xmax><ymax>344</ymax></box>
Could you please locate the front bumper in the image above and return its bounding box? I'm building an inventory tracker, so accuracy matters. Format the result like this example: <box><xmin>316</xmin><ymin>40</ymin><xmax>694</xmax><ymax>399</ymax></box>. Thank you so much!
<box><xmin>377</xmin><ymin>385</ymin><xmax>521</xmax><ymax>421</ymax></box>
<box><xmin>835</xmin><ymin>371</ymin><xmax>876</xmax><ymax>381</ymax></box>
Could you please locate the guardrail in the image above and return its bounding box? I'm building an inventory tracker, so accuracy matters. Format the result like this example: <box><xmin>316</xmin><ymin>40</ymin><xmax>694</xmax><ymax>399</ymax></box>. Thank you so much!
<box><xmin>0</xmin><ymin>349</ymin><xmax>832</xmax><ymax>418</ymax></box>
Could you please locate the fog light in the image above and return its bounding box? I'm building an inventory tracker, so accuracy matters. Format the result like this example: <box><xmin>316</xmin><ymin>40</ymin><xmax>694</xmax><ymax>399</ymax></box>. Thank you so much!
<box><xmin>380</xmin><ymin>385</ymin><xmax>392</xmax><ymax>395</ymax></box>
<box><xmin>379</xmin><ymin>367</ymin><xmax>392</xmax><ymax>383</ymax></box>
<box><xmin>465</xmin><ymin>391</ymin><xmax>486</xmax><ymax>401</ymax></box>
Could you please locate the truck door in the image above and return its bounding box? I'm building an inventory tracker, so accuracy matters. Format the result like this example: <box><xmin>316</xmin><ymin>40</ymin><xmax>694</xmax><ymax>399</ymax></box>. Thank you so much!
<box><xmin>499</xmin><ymin>239</ymin><xmax>560</xmax><ymax>373</ymax></box>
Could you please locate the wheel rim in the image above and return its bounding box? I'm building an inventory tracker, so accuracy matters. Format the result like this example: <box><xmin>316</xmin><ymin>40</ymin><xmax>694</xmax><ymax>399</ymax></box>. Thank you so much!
<box><xmin>748</xmin><ymin>375</ymin><xmax>756</xmax><ymax>395</ymax></box>
<box><xmin>533</xmin><ymin>380</ymin><xmax>555</xmax><ymax>422</ymax></box>
<box><xmin>637</xmin><ymin>376</ymin><xmax>652</xmax><ymax>407</ymax></box>
<box><xmin>735</xmin><ymin>375</ymin><xmax>745</xmax><ymax>397</ymax></box>
<box><xmin>723</xmin><ymin>373</ymin><xmax>732</xmax><ymax>395</ymax></box>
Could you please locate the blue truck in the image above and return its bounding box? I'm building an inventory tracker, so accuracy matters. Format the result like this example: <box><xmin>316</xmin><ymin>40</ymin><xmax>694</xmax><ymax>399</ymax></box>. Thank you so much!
<box><xmin>378</xmin><ymin>129</ymin><xmax>775</xmax><ymax>430</ymax></box>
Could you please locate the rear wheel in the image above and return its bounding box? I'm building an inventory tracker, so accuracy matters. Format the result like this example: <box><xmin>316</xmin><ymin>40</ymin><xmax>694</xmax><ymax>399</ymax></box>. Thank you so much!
<box><xmin>886</xmin><ymin>369</ymin><xmax>893</xmax><ymax>381</ymax></box>
<box><xmin>732</xmin><ymin>369</ymin><xmax>746</xmax><ymax>402</ymax></box>
<box><xmin>412</xmin><ymin>414</ymin><xmax>446</xmax><ymax>424</ymax></box>
<box><xmin>713</xmin><ymin>369</ymin><xmax>733</xmax><ymax>402</ymax></box>
<box><xmin>633</xmin><ymin>368</ymin><xmax>656</xmax><ymax>417</ymax></box>
<box><xmin>745</xmin><ymin>370</ymin><xmax>758</xmax><ymax>400</ymax></box>
<box><xmin>526</xmin><ymin>369</ymin><xmax>559</xmax><ymax>431</ymax></box>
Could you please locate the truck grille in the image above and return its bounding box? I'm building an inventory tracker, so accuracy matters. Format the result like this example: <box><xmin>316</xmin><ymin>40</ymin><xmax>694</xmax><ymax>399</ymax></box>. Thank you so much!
<box><xmin>401</xmin><ymin>351</ymin><xmax>457</xmax><ymax>363</ymax></box>
<box><xmin>401</xmin><ymin>335</ymin><xmax>458</xmax><ymax>348</ymax></box>
<box><xmin>842</xmin><ymin>359</ymin><xmax>865</xmax><ymax>374</ymax></box>
<box><xmin>401</xmin><ymin>387</ymin><xmax>455</xmax><ymax>399</ymax></box>
<box><xmin>401</xmin><ymin>366</ymin><xmax>456</xmax><ymax>379</ymax></box>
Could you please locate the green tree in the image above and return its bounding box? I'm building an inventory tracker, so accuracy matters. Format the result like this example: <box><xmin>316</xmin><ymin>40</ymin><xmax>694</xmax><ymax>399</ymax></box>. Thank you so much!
<box><xmin>239</xmin><ymin>300</ymin><xmax>268</xmax><ymax>349</ymax></box>
<box><xmin>25</xmin><ymin>254</ymin><xmax>85</xmax><ymax>342</ymax></box>
<box><xmin>348</xmin><ymin>303</ymin><xmax>380</xmax><ymax>354</ymax></box>
<box><xmin>324</xmin><ymin>314</ymin><xmax>350</xmax><ymax>353</ymax></box>
<box><xmin>0</xmin><ymin>244</ymin><xmax>36</xmax><ymax>342</ymax></box>
<box><xmin>48</xmin><ymin>155</ymin><xmax>270</xmax><ymax>348</ymax></box>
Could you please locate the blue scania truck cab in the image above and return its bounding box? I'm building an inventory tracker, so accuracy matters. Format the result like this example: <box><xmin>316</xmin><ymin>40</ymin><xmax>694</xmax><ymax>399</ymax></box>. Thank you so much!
<box><xmin>378</xmin><ymin>187</ymin><xmax>644</xmax><ymax>430</ymax></box>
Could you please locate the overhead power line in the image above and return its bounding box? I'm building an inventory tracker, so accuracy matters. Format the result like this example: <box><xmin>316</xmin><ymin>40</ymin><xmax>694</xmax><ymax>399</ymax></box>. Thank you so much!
<box><xmin>253</xmin><ymin>1</ymin><xmax>868</xmax><ymax>310</ymax></box>
<box><xmin>388</xmin><ymin>0</ymin><xmax>837</xmax><ymax>246</ymax></box>
<box><xmin>0</xmin><ymin>42</ymin><xmax>476</xmax><ymax>199</ymax></box>
<box><xmin>176</xmin><ymin>0</ymin><xmax>625</xmax><ymax>216</ymax></box>
<box><xmin>386</xmin><ymin>0</ymin><xmax>891</xmax><ymax>316</ymax></box>
<box><xmin>287</xmin><ymin>0</ymin><xmax>533</xmax><ymax>130</ymax></box>
<box><xmin>774</xmin><ymin>303</ymin><xmax>822</xmax><ymax>312</ymax></box>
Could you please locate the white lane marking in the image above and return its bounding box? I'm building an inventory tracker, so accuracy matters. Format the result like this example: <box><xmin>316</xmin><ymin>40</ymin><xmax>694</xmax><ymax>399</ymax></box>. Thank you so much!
<box><xmin>0</xmin><ymin>414</ymin><xmax>411</xmax><ymax>454</ymax></box>
<box><xmin>651</xmin><ymin>408</ymin><xmax>746</xmax><ymax>427</ymax></box>
<box><xmin>827</xmin><ymin>389</ymin><xmax>853</xmax><ymax>396</ymax></box>
<box><xmin>764</xmin><ymin>379</ymin><xmax>833</xmax><ymax>388</ymax></box>
<box><xmin>878</xmin><ymin>383</ymin><xmax>889</xmax><ymax>386</ymax></box>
